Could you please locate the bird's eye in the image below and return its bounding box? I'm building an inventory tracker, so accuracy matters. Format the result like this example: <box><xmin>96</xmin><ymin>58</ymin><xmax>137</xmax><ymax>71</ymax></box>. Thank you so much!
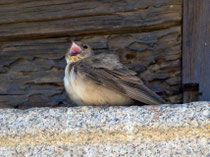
<box><xmin>83</xmin><ymin>45</ymin><xmax>88</xmax><ymax>49</ymax></box>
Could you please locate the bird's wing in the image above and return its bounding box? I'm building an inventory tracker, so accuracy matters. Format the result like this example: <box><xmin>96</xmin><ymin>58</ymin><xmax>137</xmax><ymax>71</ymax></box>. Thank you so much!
<box><xmin>74</xmin><ymin>54</ymin><xmax>165</xmax><ymax>105</ymax></box>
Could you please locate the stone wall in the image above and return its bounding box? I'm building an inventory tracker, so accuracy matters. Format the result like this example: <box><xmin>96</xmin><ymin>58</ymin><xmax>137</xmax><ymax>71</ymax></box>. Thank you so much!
<box><xmin>0</xmin><ymin>102</ymin><xmax>209</xmax><ymax>156</ymax></box>
<box><xmin>0</xmin><ymin>0</ymin><xmax>182</xmax><ymax>108</ymax></box>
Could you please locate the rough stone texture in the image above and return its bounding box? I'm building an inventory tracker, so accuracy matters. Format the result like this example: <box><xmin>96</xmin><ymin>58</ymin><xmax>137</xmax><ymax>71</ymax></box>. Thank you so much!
<box><xmin>0</xmin><ymin>102</ymin><xmax>209</xmax><ymax>156</ymax></box>
<box><xmin>0</xmin><ymin>0</ymin><xmax>182</xmax><ymax>108</ymax></box>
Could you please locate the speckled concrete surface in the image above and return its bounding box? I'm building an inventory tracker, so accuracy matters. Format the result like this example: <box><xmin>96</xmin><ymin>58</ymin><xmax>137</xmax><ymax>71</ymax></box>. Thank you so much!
<box><xmin>0</xmin><ymin>102</ymin><xmax>209</xmax><ymax>156</ymax></box>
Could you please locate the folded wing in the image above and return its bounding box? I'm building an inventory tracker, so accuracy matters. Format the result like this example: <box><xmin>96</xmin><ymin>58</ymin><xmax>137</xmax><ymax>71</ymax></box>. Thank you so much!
<box><xmin>74</xmin><ymin>54</ymin><xmax>166</xmax><ymax>105</ymax></box>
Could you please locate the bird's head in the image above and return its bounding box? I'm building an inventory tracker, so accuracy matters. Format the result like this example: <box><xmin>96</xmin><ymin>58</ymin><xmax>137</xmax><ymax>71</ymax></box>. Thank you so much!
<box><xmin>65</xmin><ymin>41</ymin><xmax>93</xmax><ymax>63</ymax></box>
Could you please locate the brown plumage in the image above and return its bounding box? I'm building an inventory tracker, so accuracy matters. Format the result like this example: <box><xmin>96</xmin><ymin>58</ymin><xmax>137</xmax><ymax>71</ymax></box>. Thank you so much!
<box><xmin>64</xmin><ymin>41</ymin><xmax>166</xmax><ymax>106</ymax></box>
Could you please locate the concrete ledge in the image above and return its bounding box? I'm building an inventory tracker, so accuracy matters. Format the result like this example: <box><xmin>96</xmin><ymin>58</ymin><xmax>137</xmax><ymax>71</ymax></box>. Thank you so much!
<box><xmin>0</xmin><ymin>102</ymin><xmax>209</xmax><ymax>156</ymax></box>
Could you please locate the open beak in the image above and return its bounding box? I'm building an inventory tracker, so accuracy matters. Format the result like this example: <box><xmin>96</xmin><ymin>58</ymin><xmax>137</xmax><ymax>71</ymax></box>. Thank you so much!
<box><xmin>68</xmin><ymin>42</ymin><xmax>82</xmax><ymax>56</ymax></box>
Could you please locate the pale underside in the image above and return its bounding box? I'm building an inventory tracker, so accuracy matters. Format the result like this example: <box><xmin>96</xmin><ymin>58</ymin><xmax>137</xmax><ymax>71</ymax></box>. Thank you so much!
<box><xmin>64</xmin><ymin>64</ymin><xmax>133</xmax><ymax>106</ymax></box>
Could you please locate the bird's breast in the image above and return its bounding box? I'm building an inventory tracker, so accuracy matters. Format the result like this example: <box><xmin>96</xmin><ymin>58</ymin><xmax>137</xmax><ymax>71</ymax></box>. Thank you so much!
<box><xmin>64</xmin><ymin>64</ymin><xmax>83</xmax><ymax>104</ymax></box>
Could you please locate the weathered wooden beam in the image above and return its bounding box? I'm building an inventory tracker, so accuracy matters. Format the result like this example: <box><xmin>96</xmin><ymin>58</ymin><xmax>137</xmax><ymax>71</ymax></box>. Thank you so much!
<box><xmin>0</xmin><ymin>0</ymin><xmax>181</xmax><ymax>41</ymax></box>
<box><xmin>0</xmin><ymin>0</ymin><xmax>182</xmax><ymax>24</ymax></box>
<box><xmin>183</xmin><ymin>0</ymin><xmax>210</xmax><ymax>102</ymax></box>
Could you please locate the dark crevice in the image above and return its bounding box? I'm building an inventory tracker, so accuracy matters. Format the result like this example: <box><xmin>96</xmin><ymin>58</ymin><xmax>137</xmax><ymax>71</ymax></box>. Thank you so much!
<box><xmin>13</xmin><ymin>104</ymin><xmax>19</xmax><ymax>109</ymax></box>
<box><xmin>0</xmin><ymin>94</ymin><xmax>24</xmax><ymax>96</ymax></box>
<box><xmin>25</xmin><ymin>82</ymin><xmax>62</xmax><ymax>87</ymax></box>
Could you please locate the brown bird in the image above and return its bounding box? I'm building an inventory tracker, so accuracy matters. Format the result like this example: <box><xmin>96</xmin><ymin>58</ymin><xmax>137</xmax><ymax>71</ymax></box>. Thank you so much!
<box><xmin>64</xmin><ymin>41</ymin><xmax>165</xmax><ymax>106</ymax></box>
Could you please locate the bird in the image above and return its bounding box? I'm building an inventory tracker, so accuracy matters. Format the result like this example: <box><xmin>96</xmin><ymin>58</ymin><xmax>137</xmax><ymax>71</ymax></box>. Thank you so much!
<box><xmin>64</xmin><ymin>41</ymin><xmax>166</xmax><ymax>106</ymax></box>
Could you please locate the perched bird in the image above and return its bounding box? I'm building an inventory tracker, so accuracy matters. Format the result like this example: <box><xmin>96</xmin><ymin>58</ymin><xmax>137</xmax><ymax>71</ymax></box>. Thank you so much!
<box><xmin>64</xmin><ymin>41</ymin><xmax>165</xmax><ymax>106</ymax></box>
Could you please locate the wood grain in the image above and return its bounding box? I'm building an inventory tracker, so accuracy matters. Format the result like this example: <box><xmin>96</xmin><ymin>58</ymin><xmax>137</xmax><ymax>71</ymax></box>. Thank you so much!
<box><xmin>0</xmin><ymin>0</ymin><xmax>181</xmax><ymax>41</ymax></box>
<box><xmin>183</xmin><ymin>0</ymin><xmax>210</xmax><ymax>102</ymax></box>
